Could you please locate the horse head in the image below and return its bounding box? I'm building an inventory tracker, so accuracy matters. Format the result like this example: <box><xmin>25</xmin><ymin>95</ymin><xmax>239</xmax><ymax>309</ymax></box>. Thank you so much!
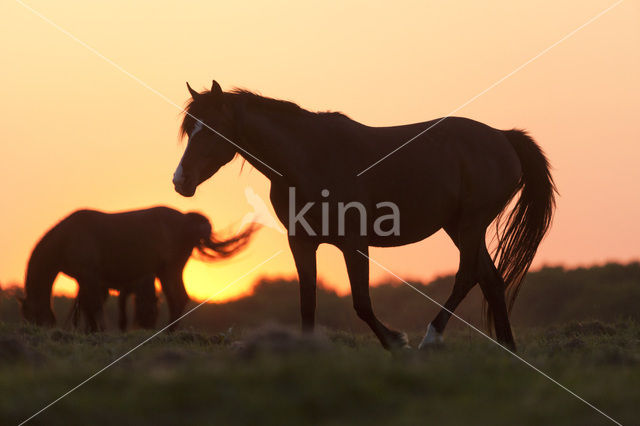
<box><xmin>173</xmin><ymin>80</ymin><xmax>237</xmax><ymax>197</ymax></box>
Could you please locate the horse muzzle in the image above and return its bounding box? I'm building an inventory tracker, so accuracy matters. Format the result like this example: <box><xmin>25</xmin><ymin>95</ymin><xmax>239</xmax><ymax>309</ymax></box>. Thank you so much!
<box><xmin>173</xmin><ymin>168</ymin><xmax>196</xmax><ymax>197</ymax></box>
<box><xmin>174</xmin><ymin>181</ymin><xmax>196</xmax><ymax>197</ymax></box>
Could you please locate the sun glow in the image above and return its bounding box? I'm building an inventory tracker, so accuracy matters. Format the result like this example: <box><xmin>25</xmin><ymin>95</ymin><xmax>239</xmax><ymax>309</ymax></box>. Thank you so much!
<box><xmin>181</xmin><ymin>258</ymin><xmax>263</xmax><ymax>302</ymax></box>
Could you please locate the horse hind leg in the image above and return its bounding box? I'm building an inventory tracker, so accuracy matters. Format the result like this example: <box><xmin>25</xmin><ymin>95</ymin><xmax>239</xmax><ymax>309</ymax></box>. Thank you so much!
<box><xmin>420</xmin><ymin>274</ymin><xmax>476</xmax><ymax>348</ymax></box>
<box><xmin>159</xmin><ymin>269</ymin><xmax>190</xmax><ymax>331</ymax></box>
<box><xmin>478</xmin><ymin>246</ymin><xmax>516</xmax><ymax>350</ymax></box>
<box><xmin>419</xmin><ymin>223</ymin><xmax>482</xmax><ymax>350</ymax></box>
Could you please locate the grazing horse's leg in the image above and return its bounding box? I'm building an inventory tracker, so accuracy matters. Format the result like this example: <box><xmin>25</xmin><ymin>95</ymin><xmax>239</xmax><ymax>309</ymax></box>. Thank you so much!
<box><xmin>289</xmin><ymin>237</ymin><xmax>318</xmax><ymax>333</ymax></box>
<box><xmin>118</xmin><ymin>290</ymin><xmax>129</xmax><ymax>332</ymax></box>
<box><xmin>343</xmin><ymin>245</ymin><xmax>409</xmax><ymax>350</ymax></box>
<box><xmin>477</xmin><ymin>247</ymin><xmax>516</xmax><ymax>350</ymax></box>
<box><xmin>71</xmin><ymin>297</ymin><xmax>81</xmax><ymax>329</ymax></box>
<box><xmin>77</xmin><ymin>279</ymin><xmax>108</xmax><ymax>332</ymax></box>
<box><xmin>133</xmin><ymin>277</ymin><xmax>159</xmax><ymax>329</ymax></box>
<box><xmin>419</xmin><ymin>223</ymin><xmax>483</xmax><ymax>349</ymax></box>
<box><xmin>159</xmin><ymin>268</ymin><xmax>190</xmax><ymax>331</ymax></box>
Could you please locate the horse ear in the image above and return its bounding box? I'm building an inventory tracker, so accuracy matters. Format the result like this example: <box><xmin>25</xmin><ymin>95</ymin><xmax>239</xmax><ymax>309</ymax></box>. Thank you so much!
<box><xmin>186</xmin><ymin>82</ymin><xmax>199</xmax><ymax>99</ymax></box>
<box><xmin>211</xmin><ymin>80</ymin><xmax>223</xmax><ymax>97</ymax></box>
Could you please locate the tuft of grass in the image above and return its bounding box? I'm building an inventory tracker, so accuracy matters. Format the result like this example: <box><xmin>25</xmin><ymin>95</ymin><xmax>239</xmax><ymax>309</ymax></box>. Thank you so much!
<box><xmin>0</xmin><ymin>321</ymin><xmax>638</xmax><ymax>425</ymax></box>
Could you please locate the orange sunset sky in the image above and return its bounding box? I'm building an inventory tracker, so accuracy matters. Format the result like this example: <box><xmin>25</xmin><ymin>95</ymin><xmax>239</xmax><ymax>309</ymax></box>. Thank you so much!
<box><xmin>1</xmin><ymin>1</ymin><xmax>639</xmax><ymax>302</ymax></box>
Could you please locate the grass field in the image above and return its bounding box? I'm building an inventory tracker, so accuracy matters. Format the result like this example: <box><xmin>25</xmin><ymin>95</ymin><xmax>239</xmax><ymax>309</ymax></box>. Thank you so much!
<box><xmin>1</xmin><ymin>320</ymin><xmax>638</xmax><ymax>426</ymax></box>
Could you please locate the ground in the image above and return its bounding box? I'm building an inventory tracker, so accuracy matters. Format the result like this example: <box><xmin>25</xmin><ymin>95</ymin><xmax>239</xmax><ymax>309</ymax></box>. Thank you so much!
<box><xmin>0</xmin><ymin>320</ymin><xmax>638</xmax><ymax>426</ymax></box>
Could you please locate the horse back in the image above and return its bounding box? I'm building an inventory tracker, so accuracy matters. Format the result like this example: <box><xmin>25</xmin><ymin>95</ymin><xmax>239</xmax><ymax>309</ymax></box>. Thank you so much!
<box><xmin>57</xmin><ymin>207</ymin><xmax>188</xmax><ymax>283</ymax></box>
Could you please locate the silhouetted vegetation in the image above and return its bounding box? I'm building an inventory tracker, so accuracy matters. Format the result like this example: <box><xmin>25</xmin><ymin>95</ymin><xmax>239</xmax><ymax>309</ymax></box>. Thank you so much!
<box><xmin>2</xmin><ymin>262</ymin><xmax>639</xmax><ymax>337</ymax></box>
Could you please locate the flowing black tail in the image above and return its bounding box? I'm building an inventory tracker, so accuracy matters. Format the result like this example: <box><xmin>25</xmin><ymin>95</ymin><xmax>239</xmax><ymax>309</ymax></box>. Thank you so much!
<box><xmin>487</xmin><ymin>129</ymin><xmax>557</xmax><ymax>329</ymax></box>
<box><xmin>195</xmin><ymin>224</ymin><xmax>257</xmax><ymax>260</ymax></box>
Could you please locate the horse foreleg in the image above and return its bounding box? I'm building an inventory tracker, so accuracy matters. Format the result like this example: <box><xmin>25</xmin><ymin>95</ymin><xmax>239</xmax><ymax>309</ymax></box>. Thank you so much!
<box><xmin>77</xmin><ymin>281</ymin><xmax>107</xmax><ymax>333</ymax></box>
<box><xmin>289</xmin><ymin>237</ymin><xmax>318</xmax><ymax>333</ymax></box>
<box><xmin>343</xmin><ymin>245</ymin><xmax>409</xmax><ymax>351</ymax></box>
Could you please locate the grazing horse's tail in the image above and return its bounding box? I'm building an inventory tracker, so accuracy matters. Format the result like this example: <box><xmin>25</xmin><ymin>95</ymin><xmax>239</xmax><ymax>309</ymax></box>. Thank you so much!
<box><xmin>195</xmin><ymin>224</ymin><xmax>257</xmax><ymax>260</ymax></box>
<box><xmin>488</xmin><ymin>129</ymin><xmax>556</xmax><ymax>328</ymax></box>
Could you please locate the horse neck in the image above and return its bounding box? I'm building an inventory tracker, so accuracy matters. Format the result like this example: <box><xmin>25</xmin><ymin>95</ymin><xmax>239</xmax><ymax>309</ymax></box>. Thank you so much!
<box><xmin>238</xmin><ymin>107</ymin><xmax>331</xmax><ymax>183</ymax></box>
<box><xmin>24</xmin><ymin>234</ymin><xmax>60</xmax><ymax>307</ymax></box>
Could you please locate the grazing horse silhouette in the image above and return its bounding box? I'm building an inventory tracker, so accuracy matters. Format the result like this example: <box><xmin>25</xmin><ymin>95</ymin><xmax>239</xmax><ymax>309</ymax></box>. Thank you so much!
<box><xmin>21</xmin><ymin>206</ymin><xmax>253</xmax><ymax>331</ymax></box>
<box><xmin>173</xmin><ymin>81</ymin><xmax>555</xmax><ymax>351</ymax></box>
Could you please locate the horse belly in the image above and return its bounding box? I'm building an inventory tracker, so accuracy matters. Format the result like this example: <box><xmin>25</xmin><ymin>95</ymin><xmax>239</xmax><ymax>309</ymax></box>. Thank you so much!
<box><xmin>366</xmin><ymin>164</ymin><xmax>459</xmax><ymax>247</ymax></box>
<box><xmin>368</xmin><ymin>198</ymin><xmax>451</xmax><ymax>247</ymax></box>
<box><xmin>99</xmin><ymin>248</ymin><xmax>159</xmax><ymax>284</ymax></box>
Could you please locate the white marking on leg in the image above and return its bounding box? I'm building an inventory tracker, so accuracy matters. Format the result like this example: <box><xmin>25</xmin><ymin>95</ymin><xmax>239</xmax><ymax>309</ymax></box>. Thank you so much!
<box><xmin>418</xmin><ymin>323</ymin><xmax>443</xmax><ymax>349</ymax></box>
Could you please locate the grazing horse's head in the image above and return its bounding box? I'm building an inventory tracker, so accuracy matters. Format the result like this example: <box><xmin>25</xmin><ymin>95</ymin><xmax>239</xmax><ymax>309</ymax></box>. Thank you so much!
<box><xmin>173</xmin><ymin>80</ymin><xmax>237</xmax><ymax>197</ymax></box>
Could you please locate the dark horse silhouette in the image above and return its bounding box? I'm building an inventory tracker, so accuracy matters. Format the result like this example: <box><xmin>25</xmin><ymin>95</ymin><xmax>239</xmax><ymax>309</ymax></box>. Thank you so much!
<box><xmin>21</xmin><ymin>206</ymin><xmax>253</xmax><ymax>331</ymax></box>
<box><xmin>173</xmin><ymin>81</ymin><xmax>555</xmax><ymax>351</ymax></box>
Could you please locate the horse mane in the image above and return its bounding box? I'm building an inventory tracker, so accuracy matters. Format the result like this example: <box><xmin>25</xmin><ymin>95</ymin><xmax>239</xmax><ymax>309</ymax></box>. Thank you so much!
<box><xmin>179</xmin><ymin>87</ymin><xmax>349</xmax><ymax>139</ymax></box>
<box><xmin>228</xmin><ymin>89</ymin><xmax>349</xmax><ymax>119</ymax></box>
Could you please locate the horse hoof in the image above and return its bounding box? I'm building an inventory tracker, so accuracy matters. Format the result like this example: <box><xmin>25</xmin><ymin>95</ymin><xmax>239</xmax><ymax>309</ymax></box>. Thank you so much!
<box><xmin>418</xmin><ymin>323</ymin><xmax>443</xmax><ymax>350</ymax></box>
<box><xmin>389</xmin><ymin>331</ymin><xmax>411</xmax><ymax>351</ymax></box>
